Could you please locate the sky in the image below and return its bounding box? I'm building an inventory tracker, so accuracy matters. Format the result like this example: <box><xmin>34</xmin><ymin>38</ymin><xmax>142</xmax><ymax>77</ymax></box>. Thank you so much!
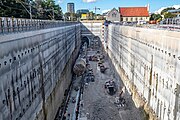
<box><xmin>55</xmin><ymin>0</ymin><xmax>180</xmax><ymax>14</ymax></box>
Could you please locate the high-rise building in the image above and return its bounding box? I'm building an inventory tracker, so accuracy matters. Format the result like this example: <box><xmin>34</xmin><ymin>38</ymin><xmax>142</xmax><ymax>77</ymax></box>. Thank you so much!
<box><xmin>67</xmin><ymin>3</ymin><xmax>75</xmax><ymax>13</ymax></box>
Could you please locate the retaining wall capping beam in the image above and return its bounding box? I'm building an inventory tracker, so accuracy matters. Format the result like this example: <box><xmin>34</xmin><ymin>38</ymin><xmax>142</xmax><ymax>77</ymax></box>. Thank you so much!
<box><xmin>0</xmin><ymin>17</ymin><xmax>78</xmax><ymax>35</ymax></box>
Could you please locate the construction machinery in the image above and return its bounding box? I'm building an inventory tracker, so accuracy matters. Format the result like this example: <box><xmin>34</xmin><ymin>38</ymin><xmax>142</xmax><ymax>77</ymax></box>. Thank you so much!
<box><xmin>99</xmin><ymin>64</ymin><xmax>107</xmax><ymax>73</ymax></box>
<box><xmin>104</xmin><ymin>80</ymin><xmax>117</xmax><ymax>95</ymax></box>
<box><xmin>73</xmin><ymin>58</ymin><xmax>86</xmax><ymax>76</ymax></box>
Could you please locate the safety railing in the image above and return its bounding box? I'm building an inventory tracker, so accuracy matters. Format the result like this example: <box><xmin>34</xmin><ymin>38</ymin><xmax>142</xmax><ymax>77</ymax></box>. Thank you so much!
<box><xmin>0</xmin><ymin>17</ymin><xmax>78</xmax><ymax>35</ymax></box>
<box><xmin>111</xmin><ymin>21</ymin><xmax>180</xmax><ymax>32</ymax></box>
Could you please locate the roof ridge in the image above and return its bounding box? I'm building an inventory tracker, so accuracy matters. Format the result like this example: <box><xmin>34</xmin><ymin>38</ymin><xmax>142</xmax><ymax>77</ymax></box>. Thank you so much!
<box><xmin>119</xmin><ymin>7</ymin><xmax>147</xmax><ymax>8</ymax></box>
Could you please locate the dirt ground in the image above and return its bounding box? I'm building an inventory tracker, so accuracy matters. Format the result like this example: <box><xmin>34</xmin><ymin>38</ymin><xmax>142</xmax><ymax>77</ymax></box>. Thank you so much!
<box><xmin>79</xmin><ymin>49</ymin><xmax>145</xmax><ymax>120</ymax></box>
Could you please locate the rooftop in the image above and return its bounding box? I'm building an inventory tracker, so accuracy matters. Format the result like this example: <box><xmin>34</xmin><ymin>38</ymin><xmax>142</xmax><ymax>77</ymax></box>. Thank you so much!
<box><xmin>119</xmin><ymin>7</ymin><xmax>149</xmax><ymax>17</ymax></box>
<box><xmin>167</xmin><ymin>9</ymin><xmax>180</xmax><ymax>13</ymax></box>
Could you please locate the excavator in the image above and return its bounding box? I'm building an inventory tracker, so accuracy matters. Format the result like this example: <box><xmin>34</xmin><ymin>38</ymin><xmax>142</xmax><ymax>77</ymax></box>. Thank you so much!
<box><xmin>104</xmin><ymin>80</ymin><xmax>117</xmax><ymax>95</ymax></box>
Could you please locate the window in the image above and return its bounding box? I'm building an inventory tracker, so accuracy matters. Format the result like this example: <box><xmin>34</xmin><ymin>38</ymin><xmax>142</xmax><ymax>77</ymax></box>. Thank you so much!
<box><xmin>126</xmin><ymin>18</ymin><xmax>128</xmax><ymax>21</ymax></box>
<box><xmin>136</xmin><ymin>18</ymin><xmax>138</xmax><ymax>21</ymax></box>
<box><xmin>112</xmin><ymin>13</ymin><xmax>116</xmax><ymax>17</ymax></box>
<box><xmin>131</xmin><ymin>17</ymin><xmax>133</xmax><ymax>21</ymax></box>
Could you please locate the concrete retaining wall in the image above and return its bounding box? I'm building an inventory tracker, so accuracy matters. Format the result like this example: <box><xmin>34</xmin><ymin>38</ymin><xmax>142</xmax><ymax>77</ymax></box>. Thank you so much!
<box><xmin>0</xmin><ymin>24</ymin><xmax>81</xmax><ymax>120</ymax></box>
<box><xmin>105</xmin><ymin>24</ymin><xmax>180</xmax><ymax>120</ymax></box>
<box><xmin>81</xmin><ymin>21</ymin><xmax>104</xmax><ymax>42</ymax></box>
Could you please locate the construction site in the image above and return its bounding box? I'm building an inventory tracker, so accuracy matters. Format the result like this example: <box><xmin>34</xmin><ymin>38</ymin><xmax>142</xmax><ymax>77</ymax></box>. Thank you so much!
<box><xmin>0</xmin><ymin>18</ymin><xmax>180</xmax><ymax>120</ymax></box>
<box><xmin>54</xmin><ymin>36</ymin><xmax>145</xmax><ymax>120</ymax></box>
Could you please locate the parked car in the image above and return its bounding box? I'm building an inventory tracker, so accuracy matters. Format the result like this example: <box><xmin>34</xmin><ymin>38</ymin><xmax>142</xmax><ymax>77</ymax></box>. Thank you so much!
<box><xmin>149</xmin><ymin>20</ymin><xmax>157</xmax><ymax>24</ymax></box>
<box><xmin>137</xmin><ymin>20</ymin><xmax>147</xmax><ymax>25</ymax></box>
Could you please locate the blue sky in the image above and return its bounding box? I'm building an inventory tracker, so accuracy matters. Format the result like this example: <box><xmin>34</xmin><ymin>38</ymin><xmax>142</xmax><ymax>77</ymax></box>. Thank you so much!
<box><xmin>55</xmin><ymin>0</ymin><xmax>180</xmax><ymax>14</ymax></box>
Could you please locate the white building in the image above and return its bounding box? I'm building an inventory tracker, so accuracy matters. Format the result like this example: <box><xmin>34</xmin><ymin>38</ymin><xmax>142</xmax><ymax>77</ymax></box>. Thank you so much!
<box><xmin>106</xmin><ymin>8</ymin><xmax>120</xmax><ymax>22</ymax></box>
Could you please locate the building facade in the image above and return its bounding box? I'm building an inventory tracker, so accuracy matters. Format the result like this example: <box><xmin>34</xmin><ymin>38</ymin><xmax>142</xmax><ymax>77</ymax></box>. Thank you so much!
<box><xmin>76</xmin><ymin>9</ymin><xmax>89</xmax><ymax>20</ymax></box>
<box><xmin>67</xmin><ymin>3</ymin><xmax>75</xmax><ymax>13</ymax></box>
<box><xmin>167</xmin><ymin>9</ymin><xmax>180</xmax><ymax>16</ymax></box>
<box><xmin>76</xmin><ymin>9</ymin><xmax>89</xmax><ymax>14</ymax></box>
<box><xmin>119</xmin><ymin>7</ymin><xmax>149</xmax><ymax>22</ymax></box>
<box><xmin>81</xmin><ymin>13</ymin><xmax>88</xmax><ymax>20</ymax></box>
<box><xmin>106</xmin><ymin>8</ymin><xmax>120</xmax><ymax>22</ymax></box>
<box><xmin>81</xmin><ymin>12</ymin><xmax>96</xmax><ymax>20</ymax></box>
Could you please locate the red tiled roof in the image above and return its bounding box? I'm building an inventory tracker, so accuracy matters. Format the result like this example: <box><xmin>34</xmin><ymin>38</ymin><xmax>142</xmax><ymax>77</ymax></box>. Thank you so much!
<box><xmin>119</xmin><ymin>7</ymin><xmax>149</xmax><ymax>17</ymax></box>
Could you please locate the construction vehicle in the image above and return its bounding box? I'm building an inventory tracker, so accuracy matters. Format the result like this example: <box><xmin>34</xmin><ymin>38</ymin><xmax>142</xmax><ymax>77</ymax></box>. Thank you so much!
<box><xmin>89</xmin><ymin>55</ymin><xmax>98</xmax><ymax>61</ymax></box>
<box><xmin>104</xmin><ymin>80</ymin><xmax>117</xmax><ymax>95</ymax></box>
<box><xmin>73</xmin><ymin>58</ymin><xmax>86</xmax><ymax>76</ymax></box>
<box><xmin>98</xmin><ymin>61</ymin><xmax>103</xmax><ymax>66</ymax></box>
<box><xmin>85</xmin><ymin>68</ymin><xmax>95</xmax><ymax>82</ymax></box>
<box><xmin>99</xmin><ymin>64</ymin><xmax>107</xmax><ymax>73</ymax></box>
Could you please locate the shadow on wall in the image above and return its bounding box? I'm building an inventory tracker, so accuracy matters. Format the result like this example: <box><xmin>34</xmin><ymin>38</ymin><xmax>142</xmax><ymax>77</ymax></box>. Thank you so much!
<box><xmin>93</xmin><ymin>36</ymin><xmax>101</xmax><ymax>47</ymax></box>
<box><xmin>81</xmin><ymin>36</ymin><xmax>101</xmax><ymax>48</ymax></box>
<box><xmin>80</xmin><ymin>21</ymin><xmax>103</xmax><ymax>47</ymax></box>
<box><xmin>82</xmin><ymin>36</ymin><xmax>90</xmax><ymax>46</ymax></box>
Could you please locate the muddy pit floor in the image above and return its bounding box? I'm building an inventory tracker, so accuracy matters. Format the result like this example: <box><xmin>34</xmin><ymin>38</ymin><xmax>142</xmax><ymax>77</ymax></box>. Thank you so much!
<box><xmin>78</xmin><ymin>49</ymin><xmax>145</xmax><ymax>120</ymax></box>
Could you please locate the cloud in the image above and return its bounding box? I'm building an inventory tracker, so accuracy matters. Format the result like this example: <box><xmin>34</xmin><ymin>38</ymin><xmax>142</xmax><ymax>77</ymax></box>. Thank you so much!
<box><xmin>155</xmin><ymin>4</ymin><xmax>180</xmax><ymax>14</ymax></box>
<box><xmin>101</xmin><ymin>9</ymin><xmax>111</xmax><ymax>14</ymax></box>
<box><xmin>83</xmin><ymin>0</ymin><xmax>97</xmax><ymax>3</ymax></box>
<box><xmin>172</xmin><ymin>5</ymin><xmax>180</xmax><ymax>9</ymax></box>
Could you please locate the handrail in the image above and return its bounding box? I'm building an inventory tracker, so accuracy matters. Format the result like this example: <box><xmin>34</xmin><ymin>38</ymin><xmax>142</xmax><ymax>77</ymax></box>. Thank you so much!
<box><xmin>0</xmin><ymin>17</ymin><xmax>79</xmax><ymax>35</ymax></box>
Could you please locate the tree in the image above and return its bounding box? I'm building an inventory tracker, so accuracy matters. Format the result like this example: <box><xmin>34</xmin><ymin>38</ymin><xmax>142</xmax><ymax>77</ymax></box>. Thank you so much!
<box><xmin>150</xmin><ymin>14</ymin><xmax>162</xmax><ymax>21</ymax></box>
<box><xmin>164</xmin><ymin>12</ymin><xmax>176</xmax><ymax>19</ymax></box>
<box><xmin>87</xmin><ymin>11</ymin><xmax>94</xmax><ymax>20</ymax></box>
<box><xmin>64</xmin><ymin>12</ymin><xmax>77</xmax><ymax>21</ymax></box>
<box><xmin>0</xmin><ymin>0</ymin><xmax>63</xmax><ymax>20</ymax></box>
<box><xmin>0</xmin><ymin>0</ymin><xmax>30</xmax><ymax>18</ymax></box>
<box><xmin>161</xmin><ymin>7</ymin><xmax>175</xmax><ymax>15</ymax></box>
<box><xmin>64</xmin><ymin>12</ymin><xmax>71</xmax><ymax>21</ymax></box>
<box><xmin>39</xmin><ymin>0</ymin><xmax>63</xmax><ymax>20</ymax></box>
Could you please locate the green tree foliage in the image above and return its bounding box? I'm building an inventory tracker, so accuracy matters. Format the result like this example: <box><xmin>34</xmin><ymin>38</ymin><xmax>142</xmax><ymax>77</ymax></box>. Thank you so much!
<box><xmin>150</xmin><ymin>13</ymin><xmax>162</xmax><ymax>21</ymax></box>
<box><xmin>161</xmin><ymin>7</ymin><xmax>175</xmax><ymax>15</ymax></box>
<box><xmin>164</xmin><ymin>12</ymin><xmax>176</xmax><ymax>19</ymax></box>
<box><xmin>64</xmin><ymin>12</ymin><xmax>77</xmax><ymax>21</ymax></box>
<box><xmin>40</xmin><ymin>0</ymin><xmax>63</xmax><ymax>20</ymax></box>
<box><xmin>0</xmin><ymin>0</ymin><xmax>30</xmax><ymax>18</ymax></box>
<box><xmin>0</xmin><ymin>0</ymin><xmax>63</xmax><ymax>20</ymax></box>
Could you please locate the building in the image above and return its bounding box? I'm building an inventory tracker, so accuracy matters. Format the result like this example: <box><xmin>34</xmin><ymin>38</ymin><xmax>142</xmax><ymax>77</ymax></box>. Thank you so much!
<box><xmin>76</xmin><ymin>9</ymin><xmax>89</xmax><ymax>14</ymax></box>
<box><xmin>67</xmin><ymin>3</ymin><xmax>75</xmax><ymax>13</ymax></box>
<box><xmin>161</xmin><ymin>9</ymin><xmax>180</xmax><ymax>25</ymax></box>
<box><xmin>81</xmin><ymin>12</ymin><xmax>95</xmax><ymax>20</ymax></box>
<box><xmin>76</xmin><ymin>9</ymin><xmax>89</xmax><ymax>20</ymax></box>
<box><xmin>96</xmin><ymin>14</ymin><xmax>104</xmax><ymax>20</ymax></box>
<box><xmin>167</xmin><ymin>9</ymin><xmax>180</xmax><ymax>16</ymax></box>
<box><xmin>106</xmin><ymin>8</ymin><xmax>120</xmax><ymax>22</ymax></box>
<box><xmin>119</xmin><ymin>6</ymin><xmax>149</xmax><ymax>22</ymax></box>
<box><xmin>81</xmin><ymin>13</ymin><xmax>88</xmax><ymax>20</ymax></box>
<box><xmin>167</xmin><ymin>9</ymin><xmax>180</xmax><ymax>20</ymax></box>
<box><xmin>102</xmin><ymin>11</ymin><xmax>109</xmax><ymax>20</ymax></box>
